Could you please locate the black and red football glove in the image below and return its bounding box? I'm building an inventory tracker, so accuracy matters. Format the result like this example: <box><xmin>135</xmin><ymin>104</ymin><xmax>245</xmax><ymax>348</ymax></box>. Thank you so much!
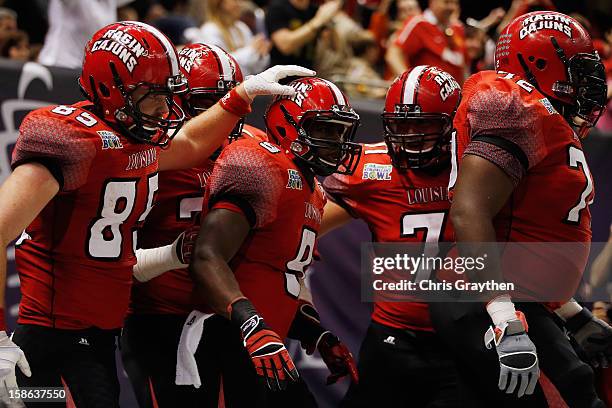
<box><xmin>230</xmin><ymin>298</ymin><xmax>299</xmax><ymax>391</ymax></box>
<box><xmin>288</xmin><ymin>300</ymin><xmax>358</xmax><ymax>385</ymax></box>
<box><xmin>174</xmin><ymin>224</ymin><xmax>200</xmax><ymax>264</ymax></box>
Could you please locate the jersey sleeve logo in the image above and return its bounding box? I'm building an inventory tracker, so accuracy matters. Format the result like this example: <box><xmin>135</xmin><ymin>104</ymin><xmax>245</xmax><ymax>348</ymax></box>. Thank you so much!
<box><xmin>97</xmin><ymin>131</ymin><xmax>124</xmax><ymax>150</ymax></box>
<box><xmin>286</xmin><ymin>169</ymin><xmax>303</xmax><ymax>190</ymax></box>
<box><xmin>539</xmin><ymin>98</ymin><xmax>557</xmax><ymax>115</ymax></box>
<box><xmin>362</xmin><ymin>163</ymin><xmax>392</xmax><ymax>180</ymax></box>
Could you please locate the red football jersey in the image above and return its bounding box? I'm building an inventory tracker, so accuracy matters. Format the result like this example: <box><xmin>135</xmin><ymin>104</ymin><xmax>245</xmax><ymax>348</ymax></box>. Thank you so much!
<box><xmin>394</xmin><ymin>11</ymin><xmax>466</xmax><ymax>84</ymax></box>
<box><xmin>201</xmin><ymin>137</ymin><xmax>326</xmax><ymax>338</ymax></box>
<box><xmin>323</xmin><ymin>143</ymin><xmax>453</xmax><ymax>331</ymax></box>
<box><xmin>130</xmin><ymin>125</ymin><xmax>267</xmax><ymax>315</ymax></box>
<box><xmin>11</xmin><ymin>102</ymin><xmax>160</xmax><ymax>329</ymax></box>
<box><xmin>450</xmin><ymin>70</ymin><xmax>594</xmax><ymax>301</ymax></box>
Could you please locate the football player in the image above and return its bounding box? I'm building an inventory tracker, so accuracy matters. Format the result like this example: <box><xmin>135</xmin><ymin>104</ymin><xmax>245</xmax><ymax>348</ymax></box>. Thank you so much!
<box><xmin>0</xmin><ymin>21</ymin><xmax>313</xmax><ymax>407</ymax></box>
<box><xmin>189</xmin><ymin>77</ymin><xmax>360</xmax><ymax>406</ymax></box>
<box><xmin>121</xmin><ymin>43</ymin><xmax>268</xmax><ymax>408</ymax></box>
<box><xmin>320</xmin><ymin>65</ymin><xmax>468</xmax><ymax>407</ymax></box>
<box><xmin>430</xmin><ymin>11</ymin><xmax>611</xmax><ymax>407</ymax></box>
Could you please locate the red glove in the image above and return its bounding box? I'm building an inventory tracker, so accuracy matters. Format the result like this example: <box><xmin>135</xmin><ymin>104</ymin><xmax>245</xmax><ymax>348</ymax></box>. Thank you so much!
<box><xmin>230</xmin><ymin>298</ymin><xmax>299</xmax><ymax>391</ymax></box>
<box><xmin>288</xmin><ymin>301</ymin><xmax>359</xmax><ymax>385</ymax></box>
<box><xmin>317</xmin><ymin>331</ymin><xmax>359</xmax><ymax>385</ymax></box>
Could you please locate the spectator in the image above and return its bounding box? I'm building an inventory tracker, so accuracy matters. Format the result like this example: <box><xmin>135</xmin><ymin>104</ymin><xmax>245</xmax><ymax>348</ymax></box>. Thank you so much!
<box><xmin>265</xmin><ymin>0</ymin><xmax>341</xmax><ymax>69</ymax></box>
<box><xmin>0</xmin><ymin>7</ymin><xmax>17</xmax><ymax>37</ymax></box>
<box><xmin>38</xmin><ymin>0</ymin><xmax>135</xmax><ymax>69</ymax></box>
<box><xmin>151</xmin><ymin>0</ymin><xmax>196</xmax><ymax>46</ymax></box>
<box><xmin>385</xmin><ymin>0</ymin><xmax>467</xmax><ymax>83</ymax></box>
<box><xmin>369</xmin><ymin>0</ymin><xmax>421</xmax><ymax>52</ymax></box>
<box><xmin>0</xmin><ymin>29</ymin><xmax>30</xmax><ymax>61</ymax></box>
<box><xmin>314</xmin><ymin>0</ymin><xmax>369</xmax><ymax>79</ymax></box>
<box><xmin>592</xmin><ymin>301</ymin><xmax>610</xmax><ymax>324</ymax></box>
<box><xmin>342</xmin><ymin>33</ymin><xmax>388</xmax><ymax>99</ymax></box>
<box><xmin>187</xmin><ymin>0</ymin><xmax>270</xmax><ymax>76</ymax></box>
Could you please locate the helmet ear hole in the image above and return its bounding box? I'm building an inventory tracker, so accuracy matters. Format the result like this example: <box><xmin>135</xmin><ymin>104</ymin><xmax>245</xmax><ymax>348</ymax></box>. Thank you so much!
<box><xmin>536</xmin><ymin>59</ymin><xmax>547</xmax><ymax>70</ymax></box>
<box><xmin>528</xmin><ymin>56</ymin><xmax>535</xmax><ymax>62</ymax></box>
<box><xmin>99</xmin><ymin>82</ymin><xmax>111</xmax><ymax>97</ymax></box>
<box><xmin>276</xmin><ymin>126</ymin><xmax>287</xmax><ymax>138</ymax></box>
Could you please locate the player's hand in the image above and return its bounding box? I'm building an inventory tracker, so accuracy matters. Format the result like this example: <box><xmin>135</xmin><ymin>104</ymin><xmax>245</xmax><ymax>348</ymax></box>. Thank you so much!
<box><xmin>565</xmin><ymin>307</ymin><xmax>612</xmax><ymax>368</ymax></box>
<box><xmin>231</xmin><ymin>299</ymin><xmax>299</xmax><ymax>391</ymax></box>
<box><xmin>0</xmin><ymin>331</ymin><xmax>30</xmax><ymax>381</ymax></box>
<box><xmin>242</xmin><ymin>65</ymin><xmax>316</xmax><ymax>100</ymax></box>
<box><xmin>0</xmin><ymin>331</ymin><xmax>30</xmax><ymax>406</ymax></box>
<box><xmin>316</xmin><ymin>332</ymin><xmax>359</xmax><ymax>385</ymax></box>
<box><xmin>173</xmin><ymin>224</ymin><xmax>200</xmax><ymax>265</ymax></box>
<box><xmin>288</xmin><ymin>301</ymin><xmax>358</xmax><ymax>385</ymax></box>
<box><xmin>484</xmin><ymin>312</ymin><xmax>539</xmax><ymax>398</ymax></box>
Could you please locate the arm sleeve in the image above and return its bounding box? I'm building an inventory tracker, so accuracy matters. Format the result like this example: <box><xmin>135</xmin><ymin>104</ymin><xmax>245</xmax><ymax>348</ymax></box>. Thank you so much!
<box><xmin>206</xmin><ymin>145</ymin><xmax>283</xmax><ymax>229</ymax></box>
<box><xmin>321</xmin><ymin>173</ymin><xmax>360</xmax><ymax>218</ymax></box>
<box><xmin>464</xmin><ymin>87</ymin><xmax>547</xmax><ymax>186</ymax></box>
<box><xmin>11</xmin><ymin>112</ymin><xmax>96</xmax><ymax>191</ymax></box>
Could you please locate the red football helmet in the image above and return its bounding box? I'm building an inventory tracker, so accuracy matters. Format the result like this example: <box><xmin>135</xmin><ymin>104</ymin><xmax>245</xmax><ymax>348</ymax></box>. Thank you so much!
<box><xmin>265</xmin><ymin>77</ymin><xmax>361</xmax><ymax>176</ymax></box>
<box><xmin>496</xmin><ymin>11</ymin><xmax>607</xmax><ymax>137</ymax></box>
<box><xmin>383</xmin><ymin>65</ymin><xmax>461</xmax><ymax>170</ymax></box>
<box><xmin>79</xmin><ymin>21</ymin><xmax>187</xmax><ymax>147</ymax></box>
<box><xmin>178</xmin><ymin>43</ymin><xmax>244</xmax><ymax>143</ymax></box>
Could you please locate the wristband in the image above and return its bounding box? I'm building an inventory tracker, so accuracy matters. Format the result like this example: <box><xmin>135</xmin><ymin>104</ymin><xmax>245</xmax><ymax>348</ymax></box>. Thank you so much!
<box><xmin>554</xmin><ymin>299</ymin><xmax>583</xmax><ymax>321</ymax></box>
<box><xmin>219</xmin><ymin>88</ymin><xmax>252</xmax><ymax>117</ymax></box>
<box><xmin>486</xmin><ymin>294</ymin><xmax>517</xmax><ymax>327</ymax></box>
<box><xmin>226</xmin><ymin>296</ymin><xmax>248</xmax><ymax>319</ymax></box>
<box><xmin>565</xmin><ymin>307</ymin><xmax>593</xmax><ymax>333</ymax></box>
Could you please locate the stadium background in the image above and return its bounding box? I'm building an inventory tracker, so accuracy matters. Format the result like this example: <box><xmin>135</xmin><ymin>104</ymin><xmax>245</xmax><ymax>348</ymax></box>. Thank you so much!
<box><xmin>0</xmin><ymin>59</ymin><xmax>610</xmax><ymax>407</ymax></box>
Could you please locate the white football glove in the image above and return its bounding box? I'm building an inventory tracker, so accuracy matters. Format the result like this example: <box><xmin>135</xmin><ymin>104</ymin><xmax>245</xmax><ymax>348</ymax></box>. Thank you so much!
<box><xmin>242</xmin><ymin>65</ymin><xmax>316</xmax><ymax>100</ymax></box>
<box><xmin>0</xmin><ymin>331</ymin><xmax>30</xmax><ymax>407</ymax></box>
<box><xmin>0</xmin><ymin>332</ymin><xmax>30</xmax><ymax>380</ymax></box>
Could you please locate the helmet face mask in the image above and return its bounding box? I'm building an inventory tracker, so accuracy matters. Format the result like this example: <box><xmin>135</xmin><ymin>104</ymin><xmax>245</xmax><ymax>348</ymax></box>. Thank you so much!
<box><xmin>266</xmin><ymin>78</ymin><xmax>362</xmax><ymax>177</ymax></box>
<box><xmin>80</xmin><ymin>22</ymin><xmax>188</xmax><ymax>147</ymax></box>
<box><xmin>382</xmin><ymin>109</ymin><xmax>452</xmax><ymax>170</ymax></box>
<box><xmin>117</xmin><ymin>79</ymin><xmax>187</xmax><ymax>147</ymax></box>
<box><xmin>293</xmin><ymin>107</ymin><xmax>362</xmax><ymax>176</ymax></box>
<box><xmin>495</xmin><ymin>11</ymin><xmax>608</xmax><ymax>138</ymax></box>
<box><xmin>383</xmin><ymin>66</ymin><xmax>461</xmax><ymax>171</ymax></box>
<box><xmin>553</xmin><ymin>51</ymin><xmax>607</xmax><ymax>137</ymax></box>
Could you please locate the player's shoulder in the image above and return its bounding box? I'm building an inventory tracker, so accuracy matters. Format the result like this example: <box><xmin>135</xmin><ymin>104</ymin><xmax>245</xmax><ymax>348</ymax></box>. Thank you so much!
<box><xmin>241</xmin><ymin>124</ymin><xmax>268</xmax><ymax>142</ymax></box>
<box><xmin>461</xmin><ymin>70</ymin><xmax>553</xmax><ymax>120</ymax></box>
<box><xmin>463</xmin><ymin>71</ymin><xmax>545</xmax><ymax>103</ymax></box>
<box><xmin>21</xmin><ymin>101</ymin><xmax>110</xmax><ymax>143</ymax></box>
<box><xmin>216</xmin><ymin>137</ymin><xmax>288</xmax><ymax>174</ymax></box>
<box><xmin>359</xmin><ymin>142</ymin><xmax>395</xmax><ymax>181</ymax></box>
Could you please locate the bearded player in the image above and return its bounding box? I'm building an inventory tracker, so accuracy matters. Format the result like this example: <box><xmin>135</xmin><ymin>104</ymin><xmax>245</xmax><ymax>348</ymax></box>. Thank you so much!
<box><xmin>120</xmin><ymin>43</ymin><xmax>268</xmax><ymax>408</ymax></box>
<box><xmin>321</xmin><ymin>66</ymin><xmax>468</xmax><ymax>407</ymax></box>
<box><xmin>189</xmin><ymin>77</ymin><xmax>360</xmax><ymax>406</ymax></box>
<box><xmin>0</xmin><ymin>20</ymin><xmax>313</xmax><ymax>407</ymax></box>
<box><xmin>430</xmin><ymin>11</ymin><xmax>611</xmax><ymax>407</ymax></box>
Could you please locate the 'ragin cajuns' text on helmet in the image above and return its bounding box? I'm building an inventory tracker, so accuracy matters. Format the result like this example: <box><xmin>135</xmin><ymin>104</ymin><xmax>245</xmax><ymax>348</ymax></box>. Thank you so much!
<box><xmin>79</xmin><ymin>21</ymin><xmax>187</xmax><ymax>147</ymax></box>
<box><xmin>495</xmin><ymin>11</ymin><xmax>607</xmax><ymax>137</ymax></box>
<box><xmin>178</xmin><ymin>43</ymin><xmax>244</xmax><ymax>140</ymax></box>
<box><xmin>383</xmin><ymin>65</ymin><xmax>461</xmax><ymax>170</ymax></box>
<box><xmin>265</xmin><ymin>77</ymin><xmax>362</xmax><ymax>177</ymax></box>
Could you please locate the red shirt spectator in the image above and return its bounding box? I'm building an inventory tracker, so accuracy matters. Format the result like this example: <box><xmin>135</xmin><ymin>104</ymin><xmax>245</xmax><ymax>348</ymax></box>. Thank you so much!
<box><xmin>389</xmin><ymin>7</ymin><xmax>466</xmax><ymax>83</ymax></box>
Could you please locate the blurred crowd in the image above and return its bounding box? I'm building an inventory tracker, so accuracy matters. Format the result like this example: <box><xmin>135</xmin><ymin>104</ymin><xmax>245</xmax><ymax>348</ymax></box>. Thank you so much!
<box><xmin>0</xmin><ymin>0</ymin><xmax>609</xmax><ymax>101</ymax></box>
